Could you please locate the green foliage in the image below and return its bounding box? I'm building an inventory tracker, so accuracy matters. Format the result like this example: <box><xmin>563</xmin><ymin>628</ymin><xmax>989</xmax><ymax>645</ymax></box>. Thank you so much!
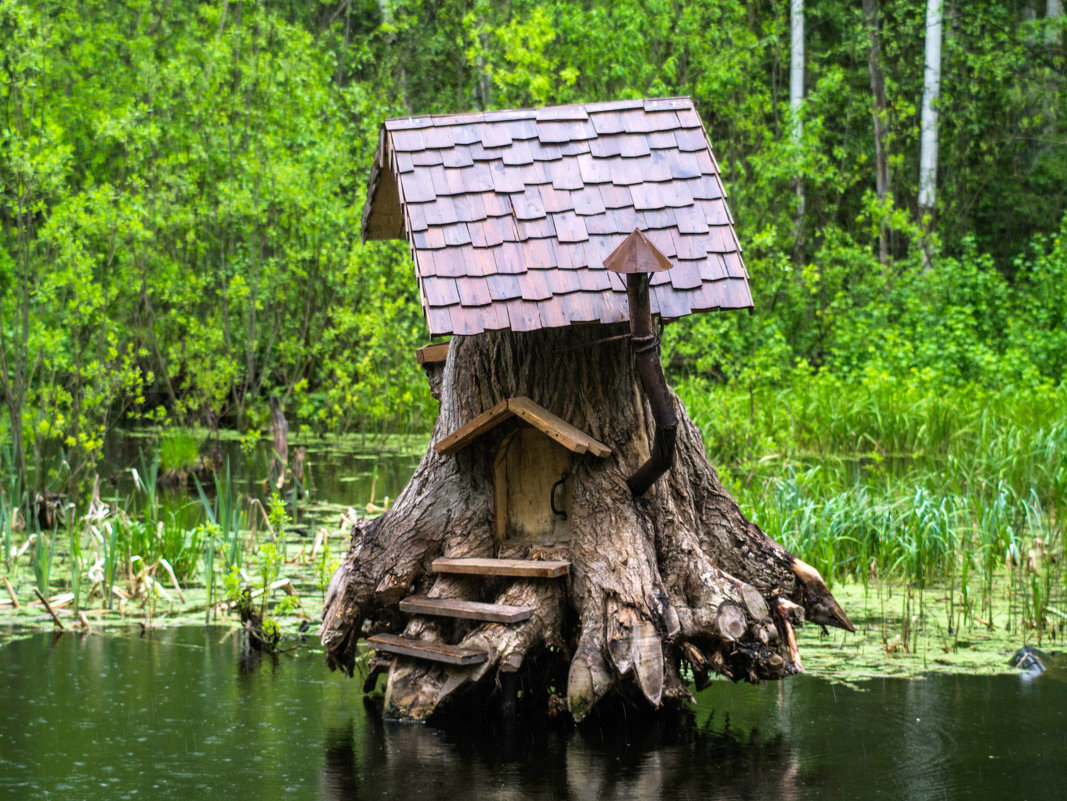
<box><xmin>158</xmin><ymin>432</ymin><xmax>199</xmax><ymax>473</ymax></box>
<box><xmin>266</xmin><ymin>491</ymin><xmax>288</xmax><ymax>541</ymax></box>
<box><xmin>316</xmin><ymin>543</ymin><xmax>340</xmax><ymax>599</ymax></box>
<box><xmin>679</xmin><ymin>368</ymin><xmax>1067</xmax><ymax>596</ymax></box>
<box><xmin>0</xmin><ymin>0</ymin><xmax>1065</xmax><ymax>522</ymax></box>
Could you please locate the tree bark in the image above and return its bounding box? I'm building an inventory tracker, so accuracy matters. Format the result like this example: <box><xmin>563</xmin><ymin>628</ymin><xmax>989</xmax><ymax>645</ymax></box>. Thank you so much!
<box><xmin>862</xmin><ymin>0</ymin><xmax>892</xmax><ymax>265</ymax></box>
<box><xmin>918</xmin><ymin>0</ymin><xmax>943</xmax><ymax>218</ymax></box>
<box><xmin>1047</xmin><ymin>0</ymin><xmax>1063</xmax><ymax>45</ymax></box>
<box><xmin>790</xmin><ymin>0</ymin><xmax>806</xmax><ymax>264</ymax></box>
<box><xmin>320</xmin><ymin>325</ymin><xmax>851</xmax><ymax>722</ymax></box>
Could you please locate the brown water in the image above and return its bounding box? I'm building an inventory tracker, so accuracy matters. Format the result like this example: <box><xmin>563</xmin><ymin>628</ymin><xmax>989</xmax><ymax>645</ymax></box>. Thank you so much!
<box><xmin>1</xmin><ymin>628</ymin><xmax>1065</xmax><ymax>800</ymax></box>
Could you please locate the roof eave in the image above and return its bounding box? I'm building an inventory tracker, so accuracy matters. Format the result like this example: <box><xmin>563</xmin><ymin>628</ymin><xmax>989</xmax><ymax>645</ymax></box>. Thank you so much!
<box><xmin>361</xmin><ymin>127</ymin><xmax>406</xmax><ymax>242</ymax></box>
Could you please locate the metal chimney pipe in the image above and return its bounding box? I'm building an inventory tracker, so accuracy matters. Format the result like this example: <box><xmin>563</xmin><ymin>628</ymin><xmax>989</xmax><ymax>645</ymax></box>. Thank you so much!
<box><xmin>625</xmin><ymin>272</ymin><xmax>678</xmax><ymax>496</ymax></box>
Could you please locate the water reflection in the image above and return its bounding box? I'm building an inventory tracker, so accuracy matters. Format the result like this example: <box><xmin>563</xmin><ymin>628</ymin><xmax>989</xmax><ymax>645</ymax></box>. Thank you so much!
<box><xmin>101</xmin><ymin>429</ymin><xmax>424</xmax><ymax>519</ymax></box>
<box><xmin>2</xmin><ymin>629</ymin><xmax>1066</xmax><ymax>801</ymax></box>
<box><xmin>320</xmin><ymin>705</ymin><xmax>800</xmax><ymax>801</ymax></box>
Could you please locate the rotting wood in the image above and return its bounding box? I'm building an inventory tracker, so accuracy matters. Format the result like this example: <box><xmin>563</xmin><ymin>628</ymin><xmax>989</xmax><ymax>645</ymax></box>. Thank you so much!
<box><xmin>431</xmin><ymin>557</ymin><xmax>570</xmax><ymax>578</ymax></box>
<box><xmin>399</xmin><ymin>595</ymin><xmax>536</xmax><ymax>623</ymax></box>
<box><xmin>33</xmin><ymin>588</ymin><xmax>64</xmax><ymax>630</ymax></box>
<box><xmin>321</xmin><ymin>326</ymin><xmax>851</xmax><ymax>722</ymax></box>
<box><xmin>269</xmin><ymin>396</ymin><xmax>289</xmax><ymax>492</ymax></box>
<box><xmin>368</xmin><ymin>633</ymin><xmax>488</xmax><ymax>665</ymax></box>
<box><xmin>27</xmin><ymin>591</ymin><xmax>75</xmax><ymax>609</ymax></box>
<box><xmin>3</xmin><ymin>577</ymin><xmax>18</xmax><ymax>608</ymax></box>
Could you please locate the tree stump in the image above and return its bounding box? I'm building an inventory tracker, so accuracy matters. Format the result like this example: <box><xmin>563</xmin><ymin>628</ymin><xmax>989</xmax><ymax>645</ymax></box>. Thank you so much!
<box><xmin>320</xmin><ymin>324</ymin><xmax>852</xmax><ymax>721</ymax></box>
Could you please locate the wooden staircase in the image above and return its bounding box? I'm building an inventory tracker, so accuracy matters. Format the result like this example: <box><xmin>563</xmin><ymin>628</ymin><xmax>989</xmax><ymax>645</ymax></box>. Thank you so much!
<box><xmin>398</xmin><ymin>596</ymin><xmax>535</xmax><ymax>623</ymax></box>
<box><xmin>431</xmin><ymin>557</ymin><xmax>570</xmax><ymax>578</ymax></box>
<box><xmin>367</xmin><ymin>557</ymin><xmax>569</xmax><ymax>665</ymax></box>
<box><xmin>367</xmin><ymin>633</ymin><xmax>488</xmax><ymax>665</ymax></box>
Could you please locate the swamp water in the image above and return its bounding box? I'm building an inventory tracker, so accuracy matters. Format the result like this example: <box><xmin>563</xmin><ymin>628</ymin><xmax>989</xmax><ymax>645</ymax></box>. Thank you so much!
<box><xmin>2</xmin><ymin>627</ymin><xmax>1066</xmax><ymax>801</ymax></box>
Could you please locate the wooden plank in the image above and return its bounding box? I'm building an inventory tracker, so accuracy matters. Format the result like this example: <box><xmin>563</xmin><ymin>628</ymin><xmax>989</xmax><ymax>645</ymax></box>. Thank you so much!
<box><xmin>416</xmin><ymin>341</ymin><xmax>450</xmax><ymax>365</ymax></box>
<box><xmin>432</xmin><ymin>557</ymin><xmax>570</xmax><ymax>578</ymax></box>
<box><xmin>507</xmin><ymin>396</ymin><xmax>584</xmax><ymax>453</ymax></box>
<box><xmin>367</xmin><ymin>633</ymin><xmax>487</xmax><ymax>665</ymax></box>
<box><xmin>435</xmin><ymin>395</ymin><xmax>610</xmax><ymax>458</ymax></box>
<box><xmin>399</xmin><ymin>595</ymin><xmax>535</xmax><ymax>623</ymax></box>
<box><xmin>507</xmin><ymin>397</ymin><xmax>612</xmax><ymax>457</ymax></box>
<box><xmin>492</xmin><ymin>431</ymin><xmax>515</xmax><ymax>544</ymax></box>
<box><xmin>434</xmin><ymin>399</ymin><xmax>511</xmax><ymax>455</ymax></box>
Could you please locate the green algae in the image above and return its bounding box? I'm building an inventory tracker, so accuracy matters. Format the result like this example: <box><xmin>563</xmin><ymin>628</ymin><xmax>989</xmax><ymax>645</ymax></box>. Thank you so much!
<box><xmin>798</xmin><ymin>578</ymin><xmax>1064</xmax><ymax>683</ymax></box>
<box><xmin>3</xmin><ymin>549</ymin><xmax>1060</xmax><ymax>683</ymax></box>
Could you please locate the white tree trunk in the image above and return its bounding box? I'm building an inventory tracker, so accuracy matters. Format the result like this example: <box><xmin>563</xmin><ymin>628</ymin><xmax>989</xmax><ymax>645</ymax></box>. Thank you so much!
<box><xmin>863</xmin><ymin>0</ymin><xmax>891</xmax><ymax>265</ymax></box>
<box><xmin>1050</xmin><ymin>1</ymin><xmax>1064</xmax><ymax>45</ymax></box>
<box><xmin>790</xmin><ymin>0</ymin><xmax>805</xmax><ymax>257</ymax></box>
<box><xmin>918</xmin><ymin>0</ymin><xmax>943</xmax><ymax>214</ymax></box>
<box><xmin>790</xmin><ymin>0</ymin><xmax>804</xmax><ymax>143</ymax></box>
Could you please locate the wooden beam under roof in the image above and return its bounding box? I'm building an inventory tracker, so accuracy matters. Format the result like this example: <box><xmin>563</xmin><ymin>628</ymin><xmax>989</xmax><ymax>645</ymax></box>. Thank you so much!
<box><xmin>434</xmin><ymin>396</ymin><xmax>611</xmax><ymax>457</ymax></box>
<box><xmin>415</xmin><ymin>341</ymin><xmax>450</xmax><ymax>365</ymax></box>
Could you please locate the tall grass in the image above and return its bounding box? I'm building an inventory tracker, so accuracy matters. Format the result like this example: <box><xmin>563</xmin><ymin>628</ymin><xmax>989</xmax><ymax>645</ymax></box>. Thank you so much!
<box><xmin>1</xmin><ymin>443</ymin><xmax>262</xmax><ymax>618</ymax></box>
<box><xmin>195</xmin><ymin>460</ymin><xmax>252</xmax><ymax>622</ymax></box>
<box><xmin>679</xmin><ymin>372</ymin><xmax>1067</xmax><ymax>602</ymax></box>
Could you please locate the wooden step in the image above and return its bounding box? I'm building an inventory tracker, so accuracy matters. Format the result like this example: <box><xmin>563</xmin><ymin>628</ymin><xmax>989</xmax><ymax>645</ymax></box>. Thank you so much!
<box><xmin>431</xmin><ymin>557</ymin><xmax>570</xmax><ymax>578</ymax></box>
<box><xmin>367</xmin><ymin>633</ymin><xmax>487</xmax><ymax>665</ymax></box>
<box><xmin>399</xmin><ymin>595</ymin><xmax>536</xmax><ymax>623</ymax></box>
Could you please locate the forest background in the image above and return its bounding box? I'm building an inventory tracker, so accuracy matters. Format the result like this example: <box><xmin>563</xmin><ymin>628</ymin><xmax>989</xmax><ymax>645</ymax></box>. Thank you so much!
<box><xmin>2</xmin><ymin>0</ymin><xmax>1067</xmax><ymax>589</ymax></box>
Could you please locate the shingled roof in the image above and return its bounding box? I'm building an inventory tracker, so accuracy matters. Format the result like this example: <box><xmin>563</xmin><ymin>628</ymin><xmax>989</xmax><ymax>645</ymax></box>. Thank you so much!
<box><xmin>361</xmin><ymin>97</ymin><xmax>752</xmax><ymax>337</ymax></box>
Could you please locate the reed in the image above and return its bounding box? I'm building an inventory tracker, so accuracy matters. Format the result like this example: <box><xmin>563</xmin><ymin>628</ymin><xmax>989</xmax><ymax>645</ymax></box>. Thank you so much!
<box><xmin>194</xmin><ymin>460</ymin><xmax>248</xmax><ymax>621</ymax></box>
<box><xmin>0</xmin><ymin>442</ymin><xmax>22</xmax><ymax>572</ymax></box>
<box><xmin>31</xmin><ymin>522</ymin><xmax>57</xmax><ymax>597</ymax></box>
<box><xmin>1</xmin><ymin>493</ymin><xmax>10</xmax><ymax>571</ymax></box>
<box><xmin>681</xmin><ymin>371</ymin><xmax>1067</xmax><ymax>628</ymax></box>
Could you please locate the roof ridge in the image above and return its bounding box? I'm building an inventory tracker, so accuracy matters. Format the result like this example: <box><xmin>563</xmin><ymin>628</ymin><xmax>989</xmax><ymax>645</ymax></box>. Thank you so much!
<box><xmin>384</xmin><ymin>97</ymin><xmax>696</xmax><ymax>131</ymax></box>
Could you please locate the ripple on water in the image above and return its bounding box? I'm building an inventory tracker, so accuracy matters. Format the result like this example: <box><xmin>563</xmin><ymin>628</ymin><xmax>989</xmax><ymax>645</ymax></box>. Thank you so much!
<box><xmin>0</xmin><ymin>630</ymin><xmax>1066</xmax><ymax>800</ymax></box>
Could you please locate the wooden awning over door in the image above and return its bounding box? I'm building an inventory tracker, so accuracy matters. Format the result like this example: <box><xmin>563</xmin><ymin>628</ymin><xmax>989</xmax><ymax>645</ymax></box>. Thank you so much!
<box><xmin>435</xmin><ymin>396</ymin><xmax>611</xmax><ymax>457</ymax></box>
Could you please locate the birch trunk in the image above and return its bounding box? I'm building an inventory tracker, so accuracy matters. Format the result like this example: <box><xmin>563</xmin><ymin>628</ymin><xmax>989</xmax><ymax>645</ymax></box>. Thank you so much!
<box><xmin>862</xmin><ymin>0</ymin><xmax>892</xmax><ymax>265</ymax></box>
<box><xmin>1049</xmin><ymin>0</ymin><xmax>1064</xmax><ymax>45</ymax></box>
<box><xmin>918</xmin><ymin>0</ymin><xmax>943</xmax><ymax>216</ymax></box>
<box><xmin>790</xmin><ymin>0</ymin><xmax>806</xmax><ymax>262</ymax></box>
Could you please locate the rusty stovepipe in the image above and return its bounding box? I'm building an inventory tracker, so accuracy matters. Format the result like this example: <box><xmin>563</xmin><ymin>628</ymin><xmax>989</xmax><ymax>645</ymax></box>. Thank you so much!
<box><xmin>624</xmin><ymin>272</ymin><xmax>678</xmax><ymax>495</ymax></box>
<box><xmin>604</xmin><ymin>230</ymin><xmax>678</xmax><ymax>496</ymax></box>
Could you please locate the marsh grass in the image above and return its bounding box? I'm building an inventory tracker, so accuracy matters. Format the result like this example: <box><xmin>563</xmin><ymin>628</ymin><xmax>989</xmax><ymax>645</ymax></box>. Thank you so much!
<box><xmin>680</xmin><ymin>372</ymin><xmax>1067</xmax><ymax>637</ymax></box>
<box><xmin>1</xmin><ymin>382</ymin><xmax>1064</xmax><ymax>647</ymax></box>
<box><xmin>158</xmin><ymin>430</ymin><xmax>200</xmax><ymax>474</ymax></box>
<box><xmin>1</xmin><ymin>494</ymin><xmax>11</xmax><ymax>569</ymax></box>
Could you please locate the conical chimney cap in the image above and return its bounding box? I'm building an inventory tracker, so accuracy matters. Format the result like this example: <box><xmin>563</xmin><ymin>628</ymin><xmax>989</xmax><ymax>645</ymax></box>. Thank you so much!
<box><xmin>603</xmin><ymin>230</ymin><xmax>674</xmax><ymax>274</ymax></box>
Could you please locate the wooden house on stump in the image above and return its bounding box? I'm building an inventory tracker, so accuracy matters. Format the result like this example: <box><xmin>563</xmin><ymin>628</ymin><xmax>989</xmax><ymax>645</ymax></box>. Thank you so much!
<box><xmin>320</xmin><ymin>97</ymin><xmax>853</xmax><ymax>722</ymax></box>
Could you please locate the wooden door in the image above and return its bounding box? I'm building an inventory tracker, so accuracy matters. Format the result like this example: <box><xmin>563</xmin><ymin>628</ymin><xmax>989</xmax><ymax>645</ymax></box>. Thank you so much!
<box><xmin>493</xmin><ymin>427</ymin><xmax>573</xmax><ymax>545</ymax></box>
